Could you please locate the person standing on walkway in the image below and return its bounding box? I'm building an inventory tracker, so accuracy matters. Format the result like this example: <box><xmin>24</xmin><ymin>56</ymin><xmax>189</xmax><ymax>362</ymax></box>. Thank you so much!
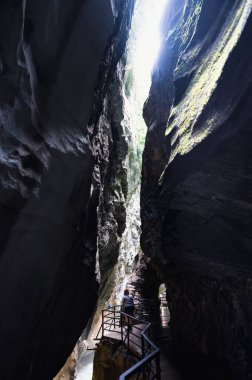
<box><xmin>122</xmin><ymin>289</ymin><xmax>134</xmax><ymax>314</ymax></box>
<box><xmin>122</xmin><ymin>289</ymin><xmax>134</xmax><ymax>329</ymax></box>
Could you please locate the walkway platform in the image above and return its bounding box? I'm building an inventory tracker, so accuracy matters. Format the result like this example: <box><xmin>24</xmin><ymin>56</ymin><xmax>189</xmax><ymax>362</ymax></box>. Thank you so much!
<box><xmin>103</xmin><ymin>323</ymin><xmax>146</xmax><ymax>357</ymax></box>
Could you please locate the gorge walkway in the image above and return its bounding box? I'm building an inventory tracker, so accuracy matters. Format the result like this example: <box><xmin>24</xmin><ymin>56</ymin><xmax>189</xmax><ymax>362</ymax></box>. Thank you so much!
<box><xmin>96</xmin><ymin>305</ymin><xmax>161</xmax><ymax>379</ymax></box>
<box><xmin>76</xmin><ymin>299</ymin><xmax>183</xmax><ymax>380</ymax></box>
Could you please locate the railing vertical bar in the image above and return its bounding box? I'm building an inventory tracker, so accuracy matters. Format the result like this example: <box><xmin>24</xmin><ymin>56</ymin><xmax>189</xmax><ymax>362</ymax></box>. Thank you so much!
<box><xmin>127</xmin><ymin>316</ymin><xmax>130</xmax><ymax>354</ymax></box>
<box><xmin>142</xmin><ymin>333</ymin><xmax>145</xmax><ymax>379</ymax></box>
<box><xmin>121</xmin><ymin>312</ymin><xmax>123</xmax><ymax>342</ymax></box>
<box><xmin>102</xmin><ymin>309</ymin><xmax>104</xmax><ymax>337</ymax></box>
<box><xmin>156</xmin><ymin>353</ymin><xmax>161</xmax><ymax>380</ymax></box>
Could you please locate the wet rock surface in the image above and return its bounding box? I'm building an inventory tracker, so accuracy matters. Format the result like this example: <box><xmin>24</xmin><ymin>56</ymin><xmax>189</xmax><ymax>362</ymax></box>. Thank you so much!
<box><xmin>142</xmin><ymin>0</ymin><xmax>252</xmax><ymax>379</ymax></box>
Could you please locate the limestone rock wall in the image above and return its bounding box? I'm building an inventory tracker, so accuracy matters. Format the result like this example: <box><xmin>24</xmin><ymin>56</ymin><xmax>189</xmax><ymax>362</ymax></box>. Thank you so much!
<box><xmin>86</xmin><ymin>73</ymin><xmax>142</xmax><ymax>346</ymax></box>
<box><xmin>89</xmin><ymin>1</ymin><xmax>145</xmax><ymax>326</ymax></box>
<box><xmin>142</xmin><ymin>0</ymin><xmax>252</xmax><ymax>378</ymax></box>
<box><xmin>92</xmin><ymin>58</ymin><xmax>129</xmax><ymax>318</ymax></box>
<box><xmin>0</xmin><ymin>1</ymin><xmax>133</xmax><ymax>379</ymax></box>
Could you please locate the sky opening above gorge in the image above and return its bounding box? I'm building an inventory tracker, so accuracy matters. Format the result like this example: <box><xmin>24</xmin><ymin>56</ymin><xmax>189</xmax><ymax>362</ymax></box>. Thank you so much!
<box><xmin>132</xmin><ymin>0</ymin><xmax>168</xmax><ymax>96</ymax></box>
<box><xmin>125</xmin><ymin>0</ymin><xmax>169</xmax><ymax>151</ymax></box>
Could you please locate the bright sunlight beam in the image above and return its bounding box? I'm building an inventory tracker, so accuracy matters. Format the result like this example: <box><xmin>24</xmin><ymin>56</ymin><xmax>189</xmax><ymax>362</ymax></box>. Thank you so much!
<box><xmin>125</xmin><ymin>0</ymin><xmax>169</xmax><ymax>152</ymax></box>
<box><xmin>133</xmin><ymin>0</ymin><xmax>168</xmax><ymax>96</ymax></box>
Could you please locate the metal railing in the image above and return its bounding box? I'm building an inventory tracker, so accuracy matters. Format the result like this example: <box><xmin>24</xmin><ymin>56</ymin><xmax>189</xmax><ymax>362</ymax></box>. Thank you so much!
<box><xmin>97</xmin><ymin>305</ymin><xmax>161</xmax><ymax>380</ymax></box>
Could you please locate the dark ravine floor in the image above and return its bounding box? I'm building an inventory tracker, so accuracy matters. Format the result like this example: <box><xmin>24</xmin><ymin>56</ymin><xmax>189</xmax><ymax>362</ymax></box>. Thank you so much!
<box><xmin>152</xmin><ymin>306</ymin><xmax>235</xmax><ymax>380</ymax></box>
<box><xmin>157</xmin><ymin>306</ymin><xmax>184</xmax><ymax>380</ymax></box>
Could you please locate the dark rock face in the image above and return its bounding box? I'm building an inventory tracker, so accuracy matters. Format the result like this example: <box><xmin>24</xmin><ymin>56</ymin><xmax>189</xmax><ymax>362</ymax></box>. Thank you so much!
<box><xmin>94</xmin><ymin>60</ymin><xmax>129</xmax><ymax>311</ymax></box>
<box><xmin>127</xmin><ymin>253</ymin><xmax>161</xmax><ymax>300</ymax></box>
<box><xmin>142</xmin><ymin>0</ymin><xmax>252</xmax><ymax>378</ymax></box>
<box><xmin>0</xmin><ymin>1</ymin><xmax>133</xmax><ymax>379</ymax></box>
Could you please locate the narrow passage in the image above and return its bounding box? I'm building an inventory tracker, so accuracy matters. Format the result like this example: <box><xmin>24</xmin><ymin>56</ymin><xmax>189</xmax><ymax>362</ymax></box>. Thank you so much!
<box><xmin>76</xmin><ymin>1</ymin><xmax>168</xmax><ymax>378</ymax></box>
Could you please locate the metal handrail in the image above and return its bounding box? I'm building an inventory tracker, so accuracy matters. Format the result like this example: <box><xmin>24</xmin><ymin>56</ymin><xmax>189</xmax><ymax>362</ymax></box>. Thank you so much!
<box><xmin>99</xmin><ymin>305</ymin><xmax>161</xmax><ymax>380</ymax></box>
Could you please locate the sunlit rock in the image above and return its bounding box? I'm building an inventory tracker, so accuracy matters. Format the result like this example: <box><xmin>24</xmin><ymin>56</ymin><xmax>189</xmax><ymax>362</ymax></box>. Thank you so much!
<box><xmin>142</xmin><ymin>0</ymin><xmax>252</xmax><ymax>378</ymax></box>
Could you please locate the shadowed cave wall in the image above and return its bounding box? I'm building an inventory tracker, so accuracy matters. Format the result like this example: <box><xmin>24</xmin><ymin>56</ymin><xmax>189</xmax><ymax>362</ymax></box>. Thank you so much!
<box><xmin>142</xmin><ymin>0</ymin><xmax>252</xmax><ymax>379</ymax></box>
<box><xmin>0</xmin><ymin>0</ymin><xmax>134</xmax><ymax>379</ymax></box>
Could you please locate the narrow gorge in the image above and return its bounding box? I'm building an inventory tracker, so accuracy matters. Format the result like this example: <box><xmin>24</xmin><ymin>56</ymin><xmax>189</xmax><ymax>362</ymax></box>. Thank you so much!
<box><xmin>0</xmin><ymin>0</ymin><xmax>252</xmax><ymax>379</ymax></box>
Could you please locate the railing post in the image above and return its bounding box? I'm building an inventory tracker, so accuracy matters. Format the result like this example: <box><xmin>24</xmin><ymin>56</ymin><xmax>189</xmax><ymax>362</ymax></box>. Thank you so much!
<box><xmin>114</xmin><ymin>307</ymin><xmax>116</xmax><ymax>329</ymax></box>
<box><xmin>121</xmin><ymin>312</ymin><xmax>123</xmax><ymax>342</ymax></box>
<box><xmin>156</xmin><ymin>353</ymin><xmax>161</xmax><ymax>380</ymax></box>
<box><xmin>102</xmin><ymin>310</ymin><xmax>104</xmax><ymax>337</ymax></box>
<box><xmin>141</xmin><ymin>333</ymin><xmax>146</xmax><ymax>378</ymax></box>
<box><xmin>127</xmin><ymin>316</ymin><xmax>130</xmax><ymax>354</ymax></box>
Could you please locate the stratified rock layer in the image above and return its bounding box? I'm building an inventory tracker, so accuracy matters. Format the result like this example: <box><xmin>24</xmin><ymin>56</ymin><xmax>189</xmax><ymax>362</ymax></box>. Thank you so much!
<box><xmin>0</xmin><ymin>1</ymin><xmax>133</xmax><ymax>379</ymax></box>
<box><xmin>142</xmin><ymin>0</ymin><xmax>252</xmax><ymax>378</ymax></box>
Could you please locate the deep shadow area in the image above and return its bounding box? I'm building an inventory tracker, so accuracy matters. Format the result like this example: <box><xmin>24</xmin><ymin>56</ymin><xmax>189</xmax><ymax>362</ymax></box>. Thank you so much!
<box><xmin>152</xmin><ymin>305</ymin><xmax>235</xmax><ymax>380</ymax></box>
